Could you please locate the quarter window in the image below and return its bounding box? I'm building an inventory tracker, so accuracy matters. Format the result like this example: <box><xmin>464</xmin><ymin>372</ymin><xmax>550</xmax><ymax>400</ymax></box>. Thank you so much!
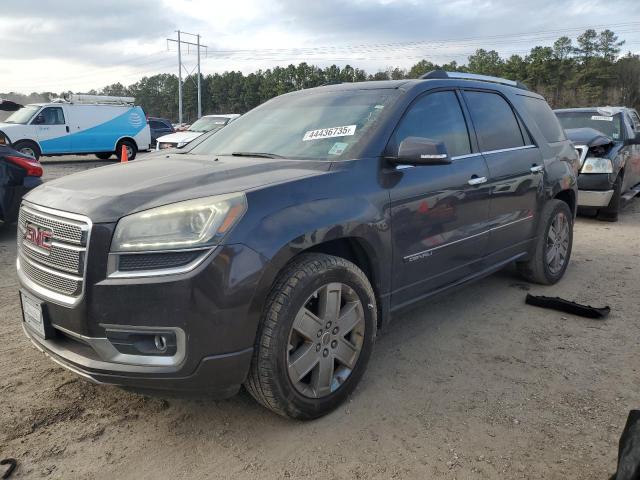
<box><xmin>464</xmin><ymin>91</ymin><xmax>525</xmax><ymax>152</ymax></box>
<box><xmin>390</xmin><ymin>91</ymin><xmax>471</xmax><ymax>158</ymax></box>
<box><xmin>520</xmin><ymin>95</ymin><xmax>565</xmax><ymax>143</ymax></box>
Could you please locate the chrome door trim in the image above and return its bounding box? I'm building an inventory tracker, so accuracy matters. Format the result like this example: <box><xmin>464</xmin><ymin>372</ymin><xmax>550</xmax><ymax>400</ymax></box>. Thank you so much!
<box><xmin>403</xmin><ymin>214</ymin><xmax>534</xmax><ymax>262</ymax></box>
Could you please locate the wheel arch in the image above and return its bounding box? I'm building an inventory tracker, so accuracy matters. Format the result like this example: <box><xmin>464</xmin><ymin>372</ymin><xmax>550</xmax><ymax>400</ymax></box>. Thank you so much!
<box><xmin>113</xmin><ymin>136</ymin><xmax>138</xmax><ymax>152</ymax></box>
<box><xmin>554</xmin><ymin>188</ymin><xmax>577</xmax><ymax>217</ymax></box>
<box><xmin>248</xmin><ymin>234</ymin><xmax>389</xmax><ymax>332</ymax></box>
<box><xmin>12</xmin><ymin>137</ymin><xmax>42</xmax><ymax>155</ymax></box>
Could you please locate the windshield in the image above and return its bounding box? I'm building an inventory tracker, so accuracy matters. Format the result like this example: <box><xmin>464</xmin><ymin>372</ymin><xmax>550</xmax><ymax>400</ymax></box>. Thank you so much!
<box><xmin>4</xmin><ymin>105</ymin><xmax>41</xmax><ymax>124</ymax></box>
<box><xmin>188</xmin><ymin>116</ymin><xmax>230</xmax><ymax>133</ymax></box>
<box><xmin>189</xmin><ymin>89</ymin><xmax>401</xmax><ymax>160</ymax></box>
<box><xmin>556</xmin><ymin>111</ymin><xmax>623</xmax><ymax>141</ymax></box>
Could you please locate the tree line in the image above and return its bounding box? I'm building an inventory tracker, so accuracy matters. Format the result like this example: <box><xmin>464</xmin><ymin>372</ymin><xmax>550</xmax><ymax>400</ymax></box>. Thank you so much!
<box><xmin>3</xmin><ymin>29</ymin><xmax>639</xmax><ymax>123</ymax></box>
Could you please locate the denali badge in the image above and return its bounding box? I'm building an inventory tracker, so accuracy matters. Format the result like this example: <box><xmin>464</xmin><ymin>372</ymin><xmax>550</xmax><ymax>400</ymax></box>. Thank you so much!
<box><xmin>24</xmin><ymin>223</ymin><xmax>53</xmax><ymax>252</ymax></box>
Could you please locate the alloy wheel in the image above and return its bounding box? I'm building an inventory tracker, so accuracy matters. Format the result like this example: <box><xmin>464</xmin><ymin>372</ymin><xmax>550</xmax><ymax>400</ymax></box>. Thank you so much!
<box><xmin>287</xmin><ymin>282</ymin><xmax>365</xmax><ymax>398</ymax></box>
<box><xmin>546</xmin><ymin>211</ymin><xmax>570</xmax><ymax>275</ymax></box>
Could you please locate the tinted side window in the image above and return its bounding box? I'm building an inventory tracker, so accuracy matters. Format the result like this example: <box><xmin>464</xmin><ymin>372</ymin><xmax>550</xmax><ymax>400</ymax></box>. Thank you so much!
<box><xmin>464</xmin><ymin>91</ymin><xmax>524</xmax><ymax>151</ymax></box>
<box><xmin>150</xmin><ymin>121</ymin><xmax>164</xmax><ymax>129</ymax></box>
<box><xmin>520</xmin><ymin>96</ymin><xmax>566</xmax><ymax>143</ymax></box>
<box><xmin>391</xmin><ymin>91</ymin><xmax>471</xmax><ymax>157</ymax></box>
<box><xmin>40</xmin><ymin>107</ymin><xmax>65</xmax><ymax>125</ymax></box>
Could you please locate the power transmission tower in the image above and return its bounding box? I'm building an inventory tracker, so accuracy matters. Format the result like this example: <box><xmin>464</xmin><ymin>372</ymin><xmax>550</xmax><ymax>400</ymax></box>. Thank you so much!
<box><xmin>167</xmin><ymin>31</ymin><xmax>207</xmax><ymax>123</ymax></box>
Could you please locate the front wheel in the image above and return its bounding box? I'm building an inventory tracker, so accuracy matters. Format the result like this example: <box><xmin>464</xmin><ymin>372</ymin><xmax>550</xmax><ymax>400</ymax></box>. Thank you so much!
<box><xmin>12</xmin><ymin>141</ymin><xmax>41</xmax><ymax>160</ymax></box>
<box><xmin>517</xmin><ymin>199</ymin><xmax>573</xmax><ymax>285</ymax></box>
<box><xmin>245</xmin><ymin>253</ymin><xmax>377</xmax><ymax>420</ymax></box>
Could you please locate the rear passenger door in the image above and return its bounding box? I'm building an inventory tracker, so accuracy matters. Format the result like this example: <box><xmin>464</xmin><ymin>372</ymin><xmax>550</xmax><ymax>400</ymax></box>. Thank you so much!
<box><xmin>462</xmin><ymin>90</ymin><xmax>544</xmax><ymax>257</ymax></box>
<box><xmin>33</xmin><ymin>106</ymin><xmax>71</xmax><ymax>154</ymax></box>
<box><xmin>388</xmin><ymin>90</ymin><xmax>492</xmax><ymax>307</ymax></box>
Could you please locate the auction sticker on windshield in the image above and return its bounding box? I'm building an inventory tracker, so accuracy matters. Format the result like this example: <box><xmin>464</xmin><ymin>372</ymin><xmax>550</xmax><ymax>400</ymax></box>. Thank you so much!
<box><xmin>303</xmin><ymin>125</ymin><xmax>356</xmax><ymax>141</ymax></box>
<box><xmin>591</xmin><ymin>115</ymin><xmax>613</xmax><ymax>122</ymax></box>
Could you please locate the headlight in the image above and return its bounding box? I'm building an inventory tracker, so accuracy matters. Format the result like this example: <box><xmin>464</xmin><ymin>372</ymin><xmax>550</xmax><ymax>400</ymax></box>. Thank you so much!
<box><xmin>581</xmin><ymin>157</ymin><xmax>613</xmax><ymax>174</ymax></box>
<box><xmin>111</xmin><ymin>193</ymin><xmax>247</xmax><ymax>252</ymax></box>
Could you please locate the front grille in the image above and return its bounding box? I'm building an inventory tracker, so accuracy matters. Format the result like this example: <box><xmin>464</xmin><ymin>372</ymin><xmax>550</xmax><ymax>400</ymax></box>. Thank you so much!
<box><xmin>17</xmin><ymin>203</ymin><xmax>91</xmax><ymax>303</ymax></box>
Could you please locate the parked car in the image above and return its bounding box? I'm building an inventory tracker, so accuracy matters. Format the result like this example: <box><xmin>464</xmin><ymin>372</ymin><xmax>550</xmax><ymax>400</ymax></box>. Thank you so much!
<box><xmin>156</xmin><ymin>114</ymin><xmax>240</xmax><ymax>150</ymax></box>
<box><xmin>0</xmin><ymin>94</ymin><xmax>151</xmax><ymax>161</ymax></box>
<box><xmin>148</xmin><ymin>117</ymin><xmax>174</xmax><ymax>148</ymax></box>
<box><xmin>16</xmin><ymin>72</ymin><xmax>577</xmax><ymax>419</ymax></box>
<box><xmin>0</xmin><ymin>139</ymin><xmax>42</xmax><ymax>225</ymax></box>
<box><xmin>555</xmin><ymin>107</ymin><xmax>640</xmax><ymax>221</ymax></box>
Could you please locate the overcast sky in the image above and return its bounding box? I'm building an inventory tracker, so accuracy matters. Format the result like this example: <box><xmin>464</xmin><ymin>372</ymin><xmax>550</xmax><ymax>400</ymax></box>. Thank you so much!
<box><xmin>1</xmin><ymin>0</ymin><xmax>639</xmax><ymax>94</ymax></box>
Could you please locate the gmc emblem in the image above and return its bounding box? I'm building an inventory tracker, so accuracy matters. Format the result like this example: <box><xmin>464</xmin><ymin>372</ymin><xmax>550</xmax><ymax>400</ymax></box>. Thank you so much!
<box><xmin>24</xmin><ymin>223</ymin><xmax>53</xmax><ymax>252</ymax></box>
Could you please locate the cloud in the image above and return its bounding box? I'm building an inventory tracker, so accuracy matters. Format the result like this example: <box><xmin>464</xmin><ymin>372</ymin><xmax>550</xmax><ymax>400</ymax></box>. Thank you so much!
<box><xmin>0</xmin><ymin>0</ymin><xmax>638</xmax><ymax>93</ymax></box>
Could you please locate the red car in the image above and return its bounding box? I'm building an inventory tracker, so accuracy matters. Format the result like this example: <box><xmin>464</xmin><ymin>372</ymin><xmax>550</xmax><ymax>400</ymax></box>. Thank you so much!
<box><xmin>0</xmin><ymin>137</ymin><xmax>43</xmax><ymax>224</ymax></box>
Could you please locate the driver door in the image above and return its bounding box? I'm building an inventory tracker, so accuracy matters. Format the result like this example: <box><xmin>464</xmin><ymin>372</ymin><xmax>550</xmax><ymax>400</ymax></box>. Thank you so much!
<box><xmin>34</xmin><ymin>106</ymin><xmax>71</xmax><ymax>154</ymax></box>
<box><xmin>387</xmin><ymin>90</ymin><xmax>492</xmax><ymax>308</ymax></box>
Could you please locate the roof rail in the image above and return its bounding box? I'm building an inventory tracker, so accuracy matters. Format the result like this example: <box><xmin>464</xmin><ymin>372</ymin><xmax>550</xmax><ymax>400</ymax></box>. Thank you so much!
<box><xmin>419</xmin><ymin>70</ymin><xmax>529</xmax><ymax>90</ymax></box>
<box><xmin>68</xmin><ymin>94</ymin><xmax>135</xmax><ymax>105</ymax></box>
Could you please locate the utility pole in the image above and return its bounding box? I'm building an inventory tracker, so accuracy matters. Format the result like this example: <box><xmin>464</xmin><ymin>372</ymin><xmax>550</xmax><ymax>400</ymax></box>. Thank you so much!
<box><xmin>177</xmin><ymin>30</ymin><xmax>182</xmax><ymax>124</ymax></box>
<box><xmin>197</xmin><ymin>34</ymin><xmax>202</xmax><ymax>119</ymax></box>
<box><xmin>167</xmin><ymin>31</ymin><xmax>207</xmax><ymax>124</ymax></box>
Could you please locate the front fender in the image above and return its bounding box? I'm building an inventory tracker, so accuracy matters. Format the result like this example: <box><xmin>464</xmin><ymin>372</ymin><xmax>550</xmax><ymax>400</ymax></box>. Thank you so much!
<box><xmin>239</xmin><ymin>192</ymin><xmax>391</xmax><ymax>329</ymax></box>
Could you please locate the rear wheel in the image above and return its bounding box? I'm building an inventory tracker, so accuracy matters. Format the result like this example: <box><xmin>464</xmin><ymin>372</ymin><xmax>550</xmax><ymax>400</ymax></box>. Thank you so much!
<box><xmin>12</xmin><ymin>141</ymin><xmax>41</xmax><ymax>160</ymax></box>
<box><xmin>116</xmin><ymin>140</ymin><xmax>137</xmax><ymax>161</ymax></box>
<box><xmin>517</xmin><ymin>199</ymin><xmax>573</xmax><ymax>285</ymax></box>
<box><xmin>95</xmin><ymin>152</ymin><xmax>112</xmax><ymax>160</ymax></box>
<box><xmin>245</xmin><ymin>253</ymin><xmax>377</xmax><ymax>420</ymax></box>
<box><xmin>597</xmin><ymin>174</ymin><xmax>623</xmax><ymax>222</ymax></box>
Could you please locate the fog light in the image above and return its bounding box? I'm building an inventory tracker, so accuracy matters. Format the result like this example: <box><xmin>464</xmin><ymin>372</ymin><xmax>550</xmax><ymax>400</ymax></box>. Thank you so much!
<box><xmin>154</xmin><ymin>334</ymin><xmax>168</xmax><ymax>353</ymax></box>
<box><xmin>106</xmin><ymin>329</ymin><xmax>177</xmax><ymax>356</ymax></box>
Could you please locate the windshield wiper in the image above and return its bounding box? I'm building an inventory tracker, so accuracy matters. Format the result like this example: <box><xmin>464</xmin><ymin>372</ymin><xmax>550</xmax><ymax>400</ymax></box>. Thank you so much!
<box><xmin>231</xmin><ymin>152</ymin><xmax>285</xmax><ymax>159</ymax></box>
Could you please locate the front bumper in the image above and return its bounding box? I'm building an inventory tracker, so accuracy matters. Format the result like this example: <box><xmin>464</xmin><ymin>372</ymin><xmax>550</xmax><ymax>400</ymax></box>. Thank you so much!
<box><xmin>18</xmin><ymin>238</ymin><xmax>267</xmax><ymax>395</ymax></box>
<box><xmin>578</xmin><ymin>189</ymin><xmax>614</xmax><ymax>207</ymax></box>
<box><xmin>577</xmin><ymin>173</ymin><xmax>615</xmax><ymax>207</ymax></box>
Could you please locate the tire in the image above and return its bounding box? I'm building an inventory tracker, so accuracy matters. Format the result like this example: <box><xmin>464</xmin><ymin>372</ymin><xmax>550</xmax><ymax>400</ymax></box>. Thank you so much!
<box><xmin>517</xmin><ymin>199</ymin><xmax>573</xmax><ymax>285</ymax></box>
<box><xmin>245</xmin><ymin>253</ymin><xmax>377</xmax><ymax>420</ymax></box>
<box><xmin>12</xmin><ymin>141</ymin><xmax>41</xmax><ymax>160</ymax></box>
<box><xmin>116</xmin><ymin>140</ymin><xmax>137</xmax><ymax>161</ymax></box>
<box><xmin>597</xmin><ymin>174</ymin><xmax>623</xmax><ymax>222</ymax></box>
<box><xmin>95</xmin><ymin>152</ymin><xmax>112</xmax><ymax>160</ymax></box>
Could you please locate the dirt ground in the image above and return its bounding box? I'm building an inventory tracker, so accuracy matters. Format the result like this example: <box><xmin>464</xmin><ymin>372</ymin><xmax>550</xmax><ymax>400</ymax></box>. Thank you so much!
<box><xmin>1</xmin><ymin>157</ymin><xmax>639</xmax><ymax>479</ymax></box>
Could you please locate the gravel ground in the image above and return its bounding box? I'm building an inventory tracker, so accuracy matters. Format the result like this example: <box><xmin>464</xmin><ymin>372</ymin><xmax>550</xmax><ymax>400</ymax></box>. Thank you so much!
<box><xmin>1</xmin><ymin>156</ymin><xmax>639</xmax><ymax>479</ymax></box>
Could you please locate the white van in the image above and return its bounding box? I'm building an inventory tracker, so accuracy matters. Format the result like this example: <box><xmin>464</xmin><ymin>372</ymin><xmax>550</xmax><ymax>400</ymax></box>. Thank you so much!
<box><xmin>0</xmin><ymin>95</ymin><xmax>151</xmax><ymax>160</ymax></box>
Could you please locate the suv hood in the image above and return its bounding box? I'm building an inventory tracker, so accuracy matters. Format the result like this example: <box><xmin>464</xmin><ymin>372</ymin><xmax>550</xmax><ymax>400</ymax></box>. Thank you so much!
<box><xmin>24</xmin><ymin>153</ymin><xmax>331</xmax><ymax>222</ymax></box>
<box><xmin>156</xmin><ymin>131</ymin><xmax>204</xmax><ymax>144</ymax></box>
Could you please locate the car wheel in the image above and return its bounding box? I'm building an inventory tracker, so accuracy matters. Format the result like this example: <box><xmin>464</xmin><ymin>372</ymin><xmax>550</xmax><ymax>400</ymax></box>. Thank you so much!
<box><xmin>597</xmin><ymin>174</ymin><xmax>623</xmax><ymax>222</ymax></box>
<box><xmin>517</xmin><ymin>199</ymin><xmax>573</xmax><ymax>285</ymax></box>
<box><xmin>12</xmin><ymin>141</ymin><xmax>41</xmax><ymax>161</ymax></box>
<box><xmin>116</xmin><ymin>140</ymin><xmax>137</xmax><ymax>161</ymax></box>
<box><xmin>95</xmin><ymin>152</ymin><xmax>113</xmax><ymax>160</ymax></box>
<box><xmin>245</xmin><ymin>253</ymin><xmax>377</xmax><ymax>420</ymax></box>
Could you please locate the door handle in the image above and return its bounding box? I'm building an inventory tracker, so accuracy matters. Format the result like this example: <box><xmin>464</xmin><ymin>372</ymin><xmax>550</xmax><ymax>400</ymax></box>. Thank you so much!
<box><xmin>468</xmin><ymin>176</ymin><xmax>488</xmax><ymax>186</ymax></box>
<box><xmin>530</xmin><ymin>165</ymin><xmax>544</xmax><ymax>174</ymax></box>
<box><xmin>66</xmin><ymin>126</ymin><xmax>70</xmax><ymax>133</ymax></box>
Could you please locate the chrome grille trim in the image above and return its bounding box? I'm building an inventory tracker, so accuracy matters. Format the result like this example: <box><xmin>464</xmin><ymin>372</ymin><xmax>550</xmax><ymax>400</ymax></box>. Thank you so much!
<box><xmin>17</xmin><ymin>202</ymin><xmax>92</xmax><ymax>307</ymax></box>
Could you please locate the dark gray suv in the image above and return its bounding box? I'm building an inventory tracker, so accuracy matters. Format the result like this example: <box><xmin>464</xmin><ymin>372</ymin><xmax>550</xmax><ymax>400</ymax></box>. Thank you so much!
<box><xmin>17</xmin><ymin>71</ymin><xmax>578</xmax><ymax>419</ymax></box>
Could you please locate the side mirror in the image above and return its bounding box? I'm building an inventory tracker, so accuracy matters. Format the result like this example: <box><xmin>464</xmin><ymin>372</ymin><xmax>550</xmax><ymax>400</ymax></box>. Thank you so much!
<box><xmin>33</xmin><ymin>115</ymin><xmax>45</xmax><ymax>125</ymax></box>
<box><xmin>393</xmin><ymin>137</ymin><xmax>451</xmax><ymax>166</ymax></box>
